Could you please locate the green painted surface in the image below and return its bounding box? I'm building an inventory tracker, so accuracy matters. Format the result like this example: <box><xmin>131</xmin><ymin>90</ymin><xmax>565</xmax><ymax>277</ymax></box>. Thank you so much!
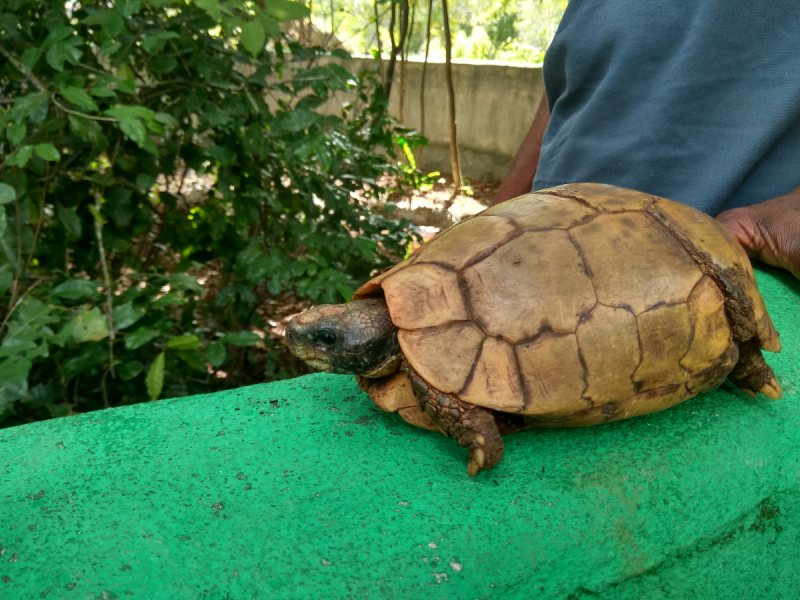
<box><xmin>2</xmin><ymin>268</ymin><xmax>800</xmax><ymax>600</ymax></box>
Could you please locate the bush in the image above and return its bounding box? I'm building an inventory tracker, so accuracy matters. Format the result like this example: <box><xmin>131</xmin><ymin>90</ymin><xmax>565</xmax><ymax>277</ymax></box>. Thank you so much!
<box><xmin>0</xmin><ymin>0</ymin><xmax>423</xmax><ymax>426</ymax></box>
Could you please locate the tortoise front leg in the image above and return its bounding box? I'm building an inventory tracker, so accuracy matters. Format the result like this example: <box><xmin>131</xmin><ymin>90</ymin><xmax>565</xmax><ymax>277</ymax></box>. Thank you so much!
<box><xmin>405</xmin><ymin>365</ymin><xmax>504</xmax><ymax>476</ymax></box>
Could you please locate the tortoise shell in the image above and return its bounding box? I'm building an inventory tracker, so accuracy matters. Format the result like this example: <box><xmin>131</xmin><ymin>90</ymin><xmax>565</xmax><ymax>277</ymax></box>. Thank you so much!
<box><xmin>353</xmin><ymin>183</ymin><xmax>780</xmax><ymax>427</ymax></box>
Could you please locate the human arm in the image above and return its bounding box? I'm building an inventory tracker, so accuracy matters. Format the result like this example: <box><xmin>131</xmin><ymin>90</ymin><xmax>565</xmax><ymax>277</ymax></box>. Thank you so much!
<box><xmin>492</xmin><ymin>93</ymin><xmax>550</xmax><ymax>206</ymax></box>
<box><xmin>716</xmin><ymin>185</ymin><xmax>800</xmax><ymax>279</ymax></box>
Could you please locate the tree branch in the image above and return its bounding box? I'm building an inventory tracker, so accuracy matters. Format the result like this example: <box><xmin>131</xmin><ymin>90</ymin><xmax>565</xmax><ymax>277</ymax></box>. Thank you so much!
<box><xmin>91</xmin><ymin>188</ymin><xmax>116</xmax><ymax>406</ymax></box>
<box><xmin>24</xmin><ymin>162</ymin><xmax>52</xmax><ymax>273</ymax></box>
<box><xmin>0</xmin><ymin>45</ymin><xmax>48</xmax><ymax>92</ymax></box>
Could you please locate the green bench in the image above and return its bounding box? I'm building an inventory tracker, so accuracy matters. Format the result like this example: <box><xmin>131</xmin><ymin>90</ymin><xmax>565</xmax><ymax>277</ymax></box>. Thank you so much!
<box><xmin>2</xmin><ymin>268</ymin><xmax>799</xmax><ymax>599</ymax></box>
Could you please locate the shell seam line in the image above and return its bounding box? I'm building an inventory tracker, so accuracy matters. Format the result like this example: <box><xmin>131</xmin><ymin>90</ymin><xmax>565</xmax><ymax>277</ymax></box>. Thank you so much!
<box><xmin>456</xmin><ymin>336</ymin><xmax>485</xmax><ymax>398</ymax></box>
<box><xmin>644</xmin><ymin>205</ymin><xmax>758</xmax><ymax>344</ymax></box>
<box><xmin>536</xmin><ymin>189</ymin><xmax>599</xmax><ymax>211</ymax></box>
<box><xmin>566</xmin><ymin>231</ymin><xmax>599</xmax><ymax>303</ymax></box>
<box><xmin>456</xmin><ymin>227</ymin><xmax>525</xmax><ymax>273</ymax></box>
<box><xmin>677</xmin><ymin>275</ymin><xmax>714</xmax><ymax>369</ymax></box>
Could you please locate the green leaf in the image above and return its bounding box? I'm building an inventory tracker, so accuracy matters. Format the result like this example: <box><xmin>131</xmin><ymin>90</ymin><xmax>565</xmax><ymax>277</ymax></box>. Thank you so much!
<box><xmin>329</xmin><ymin>48</ymin><xmax>351</xmax><ymax>60</ymax></box>
<box><xmin>336</xmin><ymin>284</ymin><xmax>355</xmax><ymax>301</ymax></box>
<box><xmin>264</xmin><ymin>0</ymin><xmax>311</xmax><ymax>22</ymax></box>
<box><xmin>33</xmin><ymin>144</ymin><xmax>60</xmax><ymax>162</ymax></box>
<box><xmin>205</xmin><ymin>341</ymin><xmax>227</xmax><ymax>368</ymax></box>
<box><xmin>11</xmin><ymin>92</ymin><xmax>49</xmax><ymax>122</ymax></box>
<box><xmin>153</xmin><ymin>291</ymin><xmax>186</xmax><ymax>308</ymax></box>
<box><xmin>0</xmin><ymin>357</ymin><xmax>32</xmax><ymax>415</ymax></box>
<box><xmin>167</xmin><ymin>334</ymin><xmax>201</xmax><ymax>350</ymax></box>
<box><xmin>0</xmin><ymin>263</ymin><xmax>13</xmax><ymax>296</ymax></box>
<box><xmin>175</xmin><ymin>349</ymin><xmax>204</xmax><ymax>371</ymax></box>
<box><xmin>117</xmin><ymin>360</ymin><xmax>144</xmax><ymax>381</ymax></box>
<box><xmin>57</xmin><ymin>204</ymin><xmax>82</xmax><ymax>238</ymax></box>
<box><xmin>7</xmin><ymin>122</ymin><xmax>26</xmax><ymax>146</ymax></box>
<box><xmin>83</xmin><ymin>11</ymin><xmax>124</xmax><ymax>37</ymax></box>
<box><xmin>240</xmin><ymin>20</ymin><xmax>266</xmax><ymax>57</ymax></box>
<box><xmin>280</xmin><ymin>108</ymin><xmax>320</xmax><ymax>132</ymax></box>
<box><xmin>52</xmin><ymin>279</ymin><xmax>99</xmax><ymax>301</ymax></box>
<box><xmin>125</xmin><ymin>327</ymin><xmax>161</xmax><ymax>350</ymax></box>
<box><xmin>146</xmin><ymin>352</ymin><xmax>165</xmax><ymax>400</ymax></box>
<box><xmin>123</xmin><ymin>0</ymin><xmax>144</xmax><ymax>17</ymax></box>
<box><xmin>60</xmin><ymin>306</ymin><xmax>110</xmax><ymax>344</ymax></box>
<box><xmin>90</xmin><ymin>86</ymin><xmax>117</xmax><ymax>98</ymax></box>
<box><xmin>220</xmin><ymin>331</ymin><xmax>261</xmax><ymax>346</ymax></box>
<box><xmin>44</xmin><ymin>25</ymin><xmax>74</xmax><ymax>45</ymax></box>
<box><xmin>154</xmin><ymin>112</ymin><xmax>178</xmax><ymax>128</ymax></box>
<box><xmin>116</xmin><ymin>115</ymin><xmax>147</xmax><ymax>147</ymax></box>
<box><xmin>116</xmin><ymin>78</ymin><xmax>136</xmax><ymax>95</ymax></box>
<box><xmin>113</xmin><ymin>302</ymin><xmax>145</xmax><ymax>330</ymax></box>
<box><xmin>63</xmin><ymin>343</ymin><xmax>106</xmax><ymax>378</ymax></box>
<box><xmin>6</xmin><ymin>146</ymin><xmax>33</xmax><ymax>167</ymax></box>
<box><xmin>142</xmin><ymin>31</ymin><xmax>180</xmax><ymax>54</ymax></box>
<box><xmin>100</xmin><ymin>40</ymin><xmax>121</xmax><ymax>56</ymax></box>
<box><xmin>255</xmin><ymin>12</ymin><xmax>281</xmax><ymax>37</ymax></box>
<box><xmin>21</xmin><ymin>48</ymin><xmax>43</xmax><ymax>72</ymax></box>
<box><xmin>170</xmin><ymin>274</ymin><xmax>204</xmax><ymax>295</ymax></box>
<box><xmin>46</xmin><ymin>44</ymin><xmax>67</xmax><ymax>72</ymax></box>
<box><xmin>68</xmin><ymin>114</ymin><xmax>104</xmax><ymax>143</ymax></box>
<box><xmin>60</xmin><ymin>87</ymin><xmax>99</xmax><ymax>112</ymax></box>
<box><xmin>0</xmin><ymin>338</ymin><xmax>39</xmax><ymax>360</ymax></box>
<box><xmin>0</xmin><ymin>183</ymin><xmax>15</xmax><ymax>206</ymax></box>
<box><xmin>195</xmin><ymin>0</ymin><xmax>221</xmax><ymax>20</ymax></box>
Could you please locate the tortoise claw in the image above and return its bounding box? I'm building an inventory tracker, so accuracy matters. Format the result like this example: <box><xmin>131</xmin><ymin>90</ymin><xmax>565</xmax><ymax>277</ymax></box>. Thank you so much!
<box><xmin>759</xmin><ymin>377</ymin><xmax>783</xmax><ymax>400</ymax></box>
<box><xmin>467</xmin><ymin>446</ymin><xmax>486</xmax><ymax>476</ymax></box>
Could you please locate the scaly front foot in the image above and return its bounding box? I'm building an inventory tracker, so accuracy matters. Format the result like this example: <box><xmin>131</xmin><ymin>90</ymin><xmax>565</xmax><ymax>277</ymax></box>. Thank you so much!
<box><xmin>406</xmin><ymin>365</ymin><xmax>504</xmax><ymax>476</ymax></box>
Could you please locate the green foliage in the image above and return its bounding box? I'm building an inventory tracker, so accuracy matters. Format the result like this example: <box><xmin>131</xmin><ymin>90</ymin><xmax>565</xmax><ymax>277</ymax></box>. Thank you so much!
<box><xmin>0</xmin><ymin>0</ymin><xmax>423</xmax><ymax>426</ymax></box>
<box><xmin>310</xmin><ymin>0</ymin><xmax>567</xmax><ymax>64</ymax></box>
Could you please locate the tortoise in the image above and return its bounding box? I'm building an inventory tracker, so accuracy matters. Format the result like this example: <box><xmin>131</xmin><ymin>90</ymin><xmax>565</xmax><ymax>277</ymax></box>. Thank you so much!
<box><xmin>285</xmin><ymin>183</ymin><xmax>782</xmax><ymax>476</ymax></box>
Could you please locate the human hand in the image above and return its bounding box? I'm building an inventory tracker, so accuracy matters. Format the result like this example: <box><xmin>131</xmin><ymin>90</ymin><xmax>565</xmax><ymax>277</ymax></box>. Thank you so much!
<box><xmin>717</xmin><ymin>187</ymin><xmax>800</xmax><ymax>279</ymax></box>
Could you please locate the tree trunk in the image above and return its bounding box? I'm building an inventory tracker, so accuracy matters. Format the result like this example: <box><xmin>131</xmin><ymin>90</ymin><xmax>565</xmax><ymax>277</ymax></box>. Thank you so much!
<box><xmin>383</xmin><ymin>0</ymin><xmax>409</xmax><ymax>99</ymax></box>
<box><xmin>441</xmin><ymin>0</ymin><xmax>462</xmax><ymax>190</ymax></box>
<box><xmin>399</xmin><ymin>0</ymin><xmax>416</xmax><ymax>122</ymax></box>
<box><xmin>373</xmin><ymin>0</ymin><xmax>384</xmax><ymax>84</ymax></box>
<box><xmin>417</xmin><ymin>0</ymin><xmax>434</xmax><ymax>164</ymax></box>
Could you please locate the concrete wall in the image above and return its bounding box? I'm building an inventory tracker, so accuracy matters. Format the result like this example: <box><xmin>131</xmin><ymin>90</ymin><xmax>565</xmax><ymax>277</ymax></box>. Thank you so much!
<box><xmin>351</xmin><ymin>57</ymin><xmax>545</xmax><ymax>181</ymax></box>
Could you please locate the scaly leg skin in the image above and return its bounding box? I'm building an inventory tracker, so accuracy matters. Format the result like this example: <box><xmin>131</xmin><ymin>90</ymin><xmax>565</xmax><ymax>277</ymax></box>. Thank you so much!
<box><xmin>729</xmin><ymin>338</ymin><xmax>783</xmax><ymax>400</ymax></box>
<box><xmin>405</xmin><ymin>366</ymin><xmax>503</xmax><ymax>476</ymax></box>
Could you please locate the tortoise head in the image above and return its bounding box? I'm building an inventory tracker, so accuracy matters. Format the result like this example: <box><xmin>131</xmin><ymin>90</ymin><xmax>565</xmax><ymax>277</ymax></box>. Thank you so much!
<box><xmin>285</xmin><ymin>298</ymin><xmax>402</xmax><ymax>377</ymax></box>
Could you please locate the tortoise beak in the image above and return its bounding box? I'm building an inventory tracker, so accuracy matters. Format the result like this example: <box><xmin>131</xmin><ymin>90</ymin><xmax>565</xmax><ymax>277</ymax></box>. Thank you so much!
<box><xmin>285</xmin><ymin>318</ymin><xmax>332</xmax><ymax>372</ymax></box>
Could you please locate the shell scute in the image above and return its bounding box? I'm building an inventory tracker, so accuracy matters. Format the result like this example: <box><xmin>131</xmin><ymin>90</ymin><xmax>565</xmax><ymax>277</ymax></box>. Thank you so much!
<box><xmin>397</xmin><ymin>322</ymin><xmax>484</xmax><ymax>394</ymax></box>
<box><xmin>462</xmin><ymin>230</ymin><xmax>596</xmax><ymax>343</ymax></box>
<box><xmin>381</xmin><ymin>263</ymin><xmax>468</xmax><ymax>330</ymax></box>
<box><xmin>516</xmin><ymin>334</ymin><xmax>587</xmax><ymax>416</ymax></box>
<box><xmin>460</xmin><ymin>337</ymin><xmax>525</xmax><ymax>411</ymax></box>
<box><xmin>575</xmin><ymin>304</ymin><xmax>640</xmax><ymax>405</ymax></box>
<box><xmin>680</xmin><ymin>276</ymin><xmax>732</xmax><ymax>374</ymax></box>
<box><xmin>633</xmin><ymin>303</ymin><xmax>692</xmax><ymax>391</ymax></box>
<box><xmin>482</xmin><ymin>192</ymin><xmax>597</xmax><ymax>229</ymax></box>
<box><xmin>412</xmin><ymin>215</ymin><xmax>517</xmax><ymax>270</ymax></box>
<box><xmin>571</xmin><ymin>212</ymin><xmax>702</xmax><ymax>314</ymax></box>
<box><xmin>543</xmin><ymin>182</ymin><xmax>657</xmax><ymax>212</ymax></box>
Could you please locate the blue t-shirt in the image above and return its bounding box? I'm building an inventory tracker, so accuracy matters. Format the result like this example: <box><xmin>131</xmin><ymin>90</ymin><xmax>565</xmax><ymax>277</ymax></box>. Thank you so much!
<box><xmin>533</xmin><ymin>0</ymin><xmax>800</xmax><ymax>215</ymax></box>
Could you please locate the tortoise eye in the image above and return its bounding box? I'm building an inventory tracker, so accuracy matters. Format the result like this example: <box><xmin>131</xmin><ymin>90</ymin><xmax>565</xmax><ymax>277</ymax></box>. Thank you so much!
<box><xmin>317</xmin><ymin>330</ymin><xmax>337</xmax><ymax>346</ymax></box>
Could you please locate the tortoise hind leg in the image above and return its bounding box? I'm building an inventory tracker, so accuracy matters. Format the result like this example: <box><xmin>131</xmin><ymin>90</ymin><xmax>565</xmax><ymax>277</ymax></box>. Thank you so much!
<box><xmin>729</xmin><ymin>338</ymin><xmax>783</xmax><ymax>399</ymax></box>
<box><xmin>405</xmin><ymin>366</ymin><xmax>503</xmax><ymax>476</ymax></box>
